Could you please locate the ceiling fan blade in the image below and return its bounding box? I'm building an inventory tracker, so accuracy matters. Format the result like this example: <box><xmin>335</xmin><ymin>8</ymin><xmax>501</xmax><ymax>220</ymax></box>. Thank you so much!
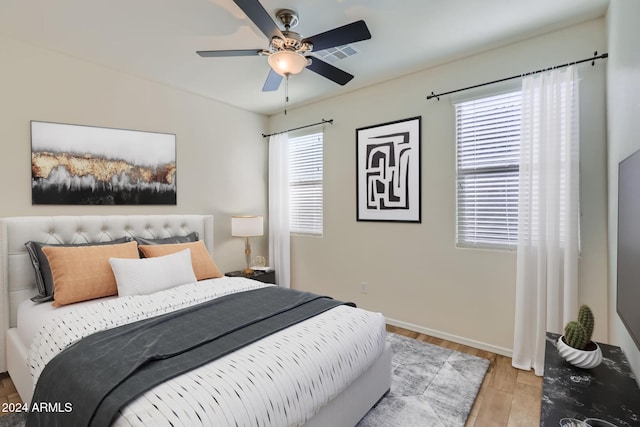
<box><xmin>233</xmin><ymin>0</ymin><xmax>284</xmax><ymax>41</ymax></box>
<box><xmin>197</xmin><ymin>49</ymin><xmax>262</xmax><ymax>57</ymax></box>
<box><xmin>262</xmin><ymin>68</ymin><xmax>283</xmax><ymax>92</ymax></box>
<box><xmin>303</xmin><ymin>20</ymin><xmax>371</xmax><ymax>51</ymax></box>
<box><xmin>306</xmin><ymin>57</ymin><xmax>354</xmax><ymax>86</ymax></box>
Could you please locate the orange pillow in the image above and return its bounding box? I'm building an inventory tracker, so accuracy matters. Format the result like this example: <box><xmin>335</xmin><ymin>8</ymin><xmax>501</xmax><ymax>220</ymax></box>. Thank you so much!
<box><xmin>138</xmin><ymin>241</ymin><xmax>222</xmax><ymax>280</ymax></box>
<box><xmin>42</xmin><ymin>241</ymin><xmax>139</xmax><ymax>307</ymax></box>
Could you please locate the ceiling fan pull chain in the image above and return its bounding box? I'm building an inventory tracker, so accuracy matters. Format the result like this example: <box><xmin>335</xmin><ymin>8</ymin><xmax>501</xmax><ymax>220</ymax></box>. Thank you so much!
<box><xmin>284</xmin><ymin>75</ymin><xmax>289</xmax><ymax>115</ymax></box>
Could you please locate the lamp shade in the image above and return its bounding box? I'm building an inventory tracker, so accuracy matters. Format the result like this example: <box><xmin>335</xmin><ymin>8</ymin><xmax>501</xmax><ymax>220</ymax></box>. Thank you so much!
<box><xmin>267</xmin><ymin>50</ymin><xmax>308</xmax><ymax>76</ymax></box>
<box><xmin>232</xmin><ymin>216</ymin><xmax>264</xmax><ymax>237</ymax></box>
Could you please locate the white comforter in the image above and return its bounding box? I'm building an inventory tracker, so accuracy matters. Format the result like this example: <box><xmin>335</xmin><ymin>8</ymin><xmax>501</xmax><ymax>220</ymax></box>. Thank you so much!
<box><xmin>28</xmin><ymin>277</ymin><xmax>387</xmax><ymax>426</ymax></box>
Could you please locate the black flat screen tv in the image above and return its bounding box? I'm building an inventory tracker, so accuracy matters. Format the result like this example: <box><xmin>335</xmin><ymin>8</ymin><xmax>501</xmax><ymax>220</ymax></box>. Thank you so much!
<box><xmin>617</xmin><ymin>148</ymin><xmax>640</xmax><ymax>351</ymax></box>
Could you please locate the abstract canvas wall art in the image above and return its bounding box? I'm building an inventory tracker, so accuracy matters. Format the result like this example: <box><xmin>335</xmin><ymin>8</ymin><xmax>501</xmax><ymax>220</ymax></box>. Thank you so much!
<box><xmin>31</xmin><ymin>121</ymin><xmax>176</xmax><ymax>205</ymax></box>
<box><xmin>356</xmin><ymin>116</ymin><xmax>421</xmax><ymax>222</ymax></box>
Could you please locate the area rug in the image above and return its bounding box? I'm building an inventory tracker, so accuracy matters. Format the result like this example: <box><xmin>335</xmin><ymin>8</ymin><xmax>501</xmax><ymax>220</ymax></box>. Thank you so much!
<box><xmin>357</xmin><ymin>332</ymin><xmax>490</xmax><ymax>427</ymax></box>
<box><xmin>0</xmin><ymin>412</ymin><xmax>25</xmax><ymax>427</ymax></box>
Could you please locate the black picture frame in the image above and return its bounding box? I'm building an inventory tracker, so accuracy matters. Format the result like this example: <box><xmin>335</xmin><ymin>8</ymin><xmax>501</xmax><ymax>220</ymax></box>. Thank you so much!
<box><xmin>356</xmin><ymin>116</ymin><xmax>421</xmax><ymax>222</ymax></box>
<box><xmin>31</xmin><ymin>120</ymin><xmax>176</xmax><ymax>205</ymax></box>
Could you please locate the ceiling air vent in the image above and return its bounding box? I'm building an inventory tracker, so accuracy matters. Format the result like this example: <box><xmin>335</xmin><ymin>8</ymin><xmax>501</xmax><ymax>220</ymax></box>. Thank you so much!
<box><xmin>314</xmin><ymin>44</ymin><xmax>359</xmax><ymax>64</ymax></box>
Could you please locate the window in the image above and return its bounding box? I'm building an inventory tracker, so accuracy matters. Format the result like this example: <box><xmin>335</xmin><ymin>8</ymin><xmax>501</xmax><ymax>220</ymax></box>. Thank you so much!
<box><xmin>289</xmin><ymin>132</ymin><xmax>323</xmax><ymax>235</ymax></box>
<box><xmin>455</xmin><ymin>90</ymin><xmax>521</xmax><ymax>249</ymax></box>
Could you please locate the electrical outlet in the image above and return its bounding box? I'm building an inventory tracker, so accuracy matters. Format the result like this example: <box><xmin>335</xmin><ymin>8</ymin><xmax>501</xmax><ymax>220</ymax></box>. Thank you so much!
<box><xmin>360</xmin><ymin>282</ymin><xmax>368</xmax><ymax>294</ymax></box>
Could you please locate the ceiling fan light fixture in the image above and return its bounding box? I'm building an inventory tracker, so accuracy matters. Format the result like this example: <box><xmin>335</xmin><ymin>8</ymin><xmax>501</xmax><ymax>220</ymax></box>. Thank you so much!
<box><xmin>268</xmin><ymin>50</ymin><xmax>308</xmax><ymax>76</ymax></box>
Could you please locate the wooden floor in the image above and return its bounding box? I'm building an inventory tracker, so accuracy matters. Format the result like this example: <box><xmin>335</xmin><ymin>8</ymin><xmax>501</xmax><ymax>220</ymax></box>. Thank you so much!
<box><xmin>0</xmin><ymin>371</ymin><xmax>21</xmax><ymax>414</ymax></box>
<box><xmin>1</xmin><ymin>325</ymin><xmax>542</xmax><ymax>425</ymax></box>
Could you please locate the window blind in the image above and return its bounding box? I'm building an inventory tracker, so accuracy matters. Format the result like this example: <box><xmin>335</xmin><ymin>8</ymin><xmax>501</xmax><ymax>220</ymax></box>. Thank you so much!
<box><xmin>289</xmin><ymin>132</ymin><xmax>323</xmax><ymax>235</ymax></box>
<box><xmin>455</xmin><ymin>91</ymin><xmax>521</xmax><ymax>249</ymax></box>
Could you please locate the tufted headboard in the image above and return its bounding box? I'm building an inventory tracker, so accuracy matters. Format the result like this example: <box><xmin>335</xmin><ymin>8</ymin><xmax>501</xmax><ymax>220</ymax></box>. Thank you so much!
<box><xmin>0</xmin><ymin>214</ymin><xmax>214</xmax><ymax>372</ymax></box>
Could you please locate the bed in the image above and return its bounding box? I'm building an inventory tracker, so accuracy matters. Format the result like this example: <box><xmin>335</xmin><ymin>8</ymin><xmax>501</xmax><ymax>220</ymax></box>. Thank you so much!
<box><xmin>0</xmin><ymin>214</ymin><xmax>391</xmax><ymax>426</ymax></box>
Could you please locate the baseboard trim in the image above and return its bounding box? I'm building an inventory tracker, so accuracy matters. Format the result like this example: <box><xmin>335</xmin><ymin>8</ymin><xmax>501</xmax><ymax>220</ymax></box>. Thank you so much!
<box><xmin>385</xmin><ymin>317</ymin><xmax>513</xmax><ymax>358</ymax></box>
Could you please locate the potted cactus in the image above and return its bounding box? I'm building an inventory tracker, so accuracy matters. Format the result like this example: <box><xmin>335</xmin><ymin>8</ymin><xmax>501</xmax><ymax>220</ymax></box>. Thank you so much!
<box><xmin>557</xmin><ymin>305</ymin><xmax>602</xmax><ymax>369</ymax></box>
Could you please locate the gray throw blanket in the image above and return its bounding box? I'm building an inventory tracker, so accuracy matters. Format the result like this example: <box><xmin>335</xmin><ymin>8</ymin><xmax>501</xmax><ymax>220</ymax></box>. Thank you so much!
<box><xmin>26</xmin><ymin>286</ymin><xmax>354</xmax><ymax>427</ymax></box>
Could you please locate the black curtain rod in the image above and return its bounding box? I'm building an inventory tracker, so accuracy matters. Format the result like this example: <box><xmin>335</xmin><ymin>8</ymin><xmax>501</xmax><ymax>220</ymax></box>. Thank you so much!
<box><xmin>262</xmin><ymin>119</ymin><xmax>333</xmax><ymax>138</ymax></box>
<box><xmin>427</xmin><ymin>51</ymin><xmax>608</xmax><ymax>101</ymax></box>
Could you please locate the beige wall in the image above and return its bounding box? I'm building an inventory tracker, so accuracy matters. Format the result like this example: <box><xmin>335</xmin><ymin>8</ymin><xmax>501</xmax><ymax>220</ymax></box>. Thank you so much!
<box><xmin>0</xmin><ymin>35</ymin><xmax>269</xmax><ymax>273</ymax></box>
<box><xmin>269</xmin><ymin>19</ymin><xmax>608</xmax><ymax>354</ymax></box>
<box><xmin>0</xmin><ymin>16</ymin><xmax>612</xmax><ymax>357</ymax></box>
<box><xmin>606</xmin><ymin>0</ymin><xmax>640</xmax><ymax>382</ymax></box>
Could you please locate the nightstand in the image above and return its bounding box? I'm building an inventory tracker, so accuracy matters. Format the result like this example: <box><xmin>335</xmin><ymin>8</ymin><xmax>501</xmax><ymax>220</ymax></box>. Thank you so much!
<box><xmin>225</xmin><ymin>269</ymin><xmax>276</xmax><ymax>285</ymax></box>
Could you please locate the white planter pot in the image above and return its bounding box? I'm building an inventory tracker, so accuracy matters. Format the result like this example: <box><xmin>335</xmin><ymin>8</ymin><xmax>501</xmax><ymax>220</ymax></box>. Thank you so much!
<box><xmin>557</xmin><ymin>335</ymin><xmax>603</xmax><ymax>369</ymax></box>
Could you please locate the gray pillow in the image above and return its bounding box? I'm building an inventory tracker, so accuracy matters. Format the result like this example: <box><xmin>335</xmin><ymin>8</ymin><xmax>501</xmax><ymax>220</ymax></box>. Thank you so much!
<box><xmin>25</xmin><ymin>237</ymin><xmax>132</xmax><ymax>303</ymax></box>
<box><xmin>133</xmin><ymin>232</ymin><xmax>199</xmax><ymax>246</ymax></box>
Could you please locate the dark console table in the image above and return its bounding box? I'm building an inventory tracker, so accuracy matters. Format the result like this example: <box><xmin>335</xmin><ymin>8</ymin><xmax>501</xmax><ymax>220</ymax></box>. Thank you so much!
<box><xmin>541</xmin><ymin>332</ymin><xmax>640</xmax><ymax>426</ymax></box>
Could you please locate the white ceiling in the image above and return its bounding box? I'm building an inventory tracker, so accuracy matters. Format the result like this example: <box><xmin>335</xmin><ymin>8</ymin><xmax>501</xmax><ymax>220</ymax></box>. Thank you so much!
<box><xmin>0</xmin><ymin>0</ymin><xmax>609</xmax><ymax>116</ymax></box>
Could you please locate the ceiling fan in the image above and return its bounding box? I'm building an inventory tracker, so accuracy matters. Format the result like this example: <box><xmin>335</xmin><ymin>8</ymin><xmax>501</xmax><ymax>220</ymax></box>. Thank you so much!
<box><xmin>197</xmin><ymin>0</ymin><xmax>372</xmax><ymax>92</ymax></box>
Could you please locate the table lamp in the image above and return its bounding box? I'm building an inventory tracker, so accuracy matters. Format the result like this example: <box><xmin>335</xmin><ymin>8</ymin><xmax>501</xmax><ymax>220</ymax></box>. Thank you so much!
<box><xmin>231</xmin><ymin>215</ymin><xmax>264</xmax><ymax>275</ymax></box>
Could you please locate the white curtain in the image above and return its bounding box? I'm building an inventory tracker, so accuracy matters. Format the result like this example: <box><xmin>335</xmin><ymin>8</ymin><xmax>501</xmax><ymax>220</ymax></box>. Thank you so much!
<box><xmin>268</xmin><ymin>133</ymin><xmax>291</xmax><ymax>288</ymax></box>
<box><xmin>512</xmin><ymin>66</ymin><xmax>580</xmax><ymax>376</ymax></box>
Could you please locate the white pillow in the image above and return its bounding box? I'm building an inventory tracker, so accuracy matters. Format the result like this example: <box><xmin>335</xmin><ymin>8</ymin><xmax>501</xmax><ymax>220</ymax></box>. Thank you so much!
<box><xmin>110</xmin><ymin>248</ymin><xmax>197</xmax><ymax>296</ymax></box>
